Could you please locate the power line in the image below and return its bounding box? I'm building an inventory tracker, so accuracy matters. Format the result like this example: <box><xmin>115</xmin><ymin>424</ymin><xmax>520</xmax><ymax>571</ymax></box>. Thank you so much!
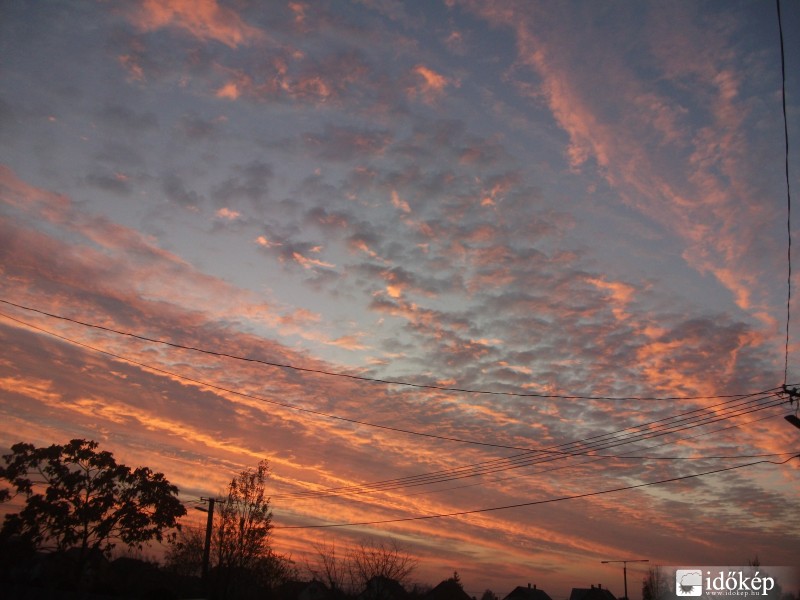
<box><xmin>279</xmin><ymin>392</ymin><xmax>785</xmax><ymax>496</ymax></box>
<box><xmin>399</xmin><ymin>410</ymin><xmax>791</xmax><ymax>500</ymax></box>
<box><xmin>275</xmin><ymin>393</ymin><xmax>788</xmax><ymax>500</ymax></box>
<box><xmin>2</xmin><ymin>311</ymin><xmax>789</xmax><ymax>460</ymax></box>
<box><xmin>9</xmin><ymin>310</ymin><xmax>745</xmax><ymax>454</ymax></box>
<box><xmin>273</xmin><ymin>455</ymin><xmax>799</xmax><ymax>529</ymax></box>
<box><xmin>279</xmin><ymin>397</ymin><xmax>782</xmax><ymax>498</ymax></box>
<box><xmin>776</xmin><ymin>0</ymin><xmax>794</xmax><ymax>386</ymax></box>
<box><xmin>278</xmin><ymin>403</ymin><xmax>788</xmax><ymax>501</ymax></box>
<box><xmin>4</xmin><ymin>313</ymin><xmax>797</xmax><ymax>535</ymax></box>
<box><xmin>6</xmin><ymin>307</ymin><xmax>792</xmax><ymax>503</ymax></box>
<box><xmin>0</xmin><ymin>298</ymin><xmax>767</xmax><ymax>402</ymax></box>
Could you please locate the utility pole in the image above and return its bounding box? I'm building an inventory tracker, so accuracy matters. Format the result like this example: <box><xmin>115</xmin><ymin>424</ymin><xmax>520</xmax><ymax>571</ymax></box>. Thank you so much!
<box><xmin>601</xmin><ymin>559</ymin><xmax>649</xmax><ymax>600</ymax></box>
<box><xmin>195</xmin><ymin>497</ymin><xmax>216</xmax><ymax>581</ymax></box>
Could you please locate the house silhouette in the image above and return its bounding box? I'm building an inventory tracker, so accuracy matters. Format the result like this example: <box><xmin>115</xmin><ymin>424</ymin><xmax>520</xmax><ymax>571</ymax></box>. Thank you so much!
<box><xmin>503</xmin><ymin>583</ymin><xmax>554</xmax><ymax>600</ymax></box>
<box><xmin>426</xmin><ymin>578</ymin><xmax>473</xmax><ymax>600</ymax></box>
<box><xmin>570</xmin><ymin>584</ymin><xmax>617</xmax><ymax>600</ymax></box>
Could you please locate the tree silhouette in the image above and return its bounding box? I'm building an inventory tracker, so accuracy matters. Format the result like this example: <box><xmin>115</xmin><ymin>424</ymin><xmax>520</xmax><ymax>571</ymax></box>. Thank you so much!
<box><xmin>307</xmin><ymin>537</ymin><xmax>417</xmax><ymax>595</ymax></box>
<box><xmin>347</xmin><ymin>538</ymin><xmax>417</xmax><ymax>591</ymax></box>
<box><xmin>0</xmin><ymin>439</ymin><xmax>185</xmax><ymax>583</ymax></box>
<box><xmin>164</xmin><ymin>525</ymin><xmax>206</xmax><ymax>577</ymax></box>
<box><xmin>214</xmin><ymin>459</ymin><xmax>276</xmax><ymax>598</ymax></box>
<box><xmin>642</xmin><ymin>566</ymin><xmax>670</xmax><ymax>600</ymax></box>
<box><xmin>307</xmin><ymin>540</ymin><xmax>348</xmax><ymax>594</ymax></box>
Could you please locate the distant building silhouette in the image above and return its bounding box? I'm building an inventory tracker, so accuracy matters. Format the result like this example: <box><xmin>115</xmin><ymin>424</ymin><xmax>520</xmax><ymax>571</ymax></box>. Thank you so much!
<box><xmin>275</xmin><ymin>579</ymin><xmax>334</xmax><ymax>600</ymax></box>
<box><xmin>427</xmin><ymin>578</ymin><xmax>473</xmax><ymax>600</ymax></box>
<box><xmin>570</xmin><ymin>584</ymin><xmax>617</xmax><ymax>600</ymax></box>
<box><xmin>503</xmin><ymin>583</ymin><xmax>553</xmax><ymax>600</ymax></box>
<box><xmin>360</xmin><ymin>576</ymin><xmax>409</xmax><ymax>600</ymax></box>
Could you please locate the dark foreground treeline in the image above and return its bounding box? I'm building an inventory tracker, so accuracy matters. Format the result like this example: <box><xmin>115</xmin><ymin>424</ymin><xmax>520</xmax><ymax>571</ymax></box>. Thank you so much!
<box><xmin>0</xmin><ymin>537</ymin><xmax>473</xmax><ymax>600</ymax></box>
<box><xmin>2</xmin><ymin>440</ymin><xmax>795</xmax><ymax>600</ymax></box>
<box><xmin>2</xmin><ymin>541</ymin><xmax>203</xmax><ymax>599</ymax></box>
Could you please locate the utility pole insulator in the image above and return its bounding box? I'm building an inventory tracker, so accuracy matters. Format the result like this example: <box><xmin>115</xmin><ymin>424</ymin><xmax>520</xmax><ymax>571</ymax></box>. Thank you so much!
<box><xmin>781</xmin><ymin>385</ymin><xmax>800</xmax><ymax>404</ymax></box>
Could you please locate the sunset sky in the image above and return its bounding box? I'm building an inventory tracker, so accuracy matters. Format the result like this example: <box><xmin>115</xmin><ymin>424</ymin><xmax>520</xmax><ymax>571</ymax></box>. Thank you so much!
<box><xmin>1</xmin><ymin>0</ymin><xmax>799</xmax><ymax>597</ymax></box>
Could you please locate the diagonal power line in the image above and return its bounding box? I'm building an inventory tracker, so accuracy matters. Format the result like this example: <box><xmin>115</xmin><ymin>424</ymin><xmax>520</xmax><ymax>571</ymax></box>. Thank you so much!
<box><xmin>1</xmin><ymin>311</ymin><xmax>789</xmax><ymax>459</ymax></box>
<box><xmin>275</xmin><ymin>392</ymin><xmax>789</xmax><ymax>500</ymax></box>
<box><xmin>273</xmin><ymin>455</ymin><xmax>799</xmax><ymax>529</ymax></box>
<box><xmin>0</xmin><ymin>298</ymin><xmax>768</xmax><ymax>401</ymax></box>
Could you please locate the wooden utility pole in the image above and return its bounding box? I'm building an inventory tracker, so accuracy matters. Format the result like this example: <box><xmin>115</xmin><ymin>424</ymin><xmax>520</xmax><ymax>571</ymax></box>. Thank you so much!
<box><xmin>198</xmin><ymin>497</ymin><xmax>216</xmax><ymax>581</ymax></box>
<box><xmin>601</xmin><ymin>559</ymin><xmax>649</xmax><ymax>600</ymax></box>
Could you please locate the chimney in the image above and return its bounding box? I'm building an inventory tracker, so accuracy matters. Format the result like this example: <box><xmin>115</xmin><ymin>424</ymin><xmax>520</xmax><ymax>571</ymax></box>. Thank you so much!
<box><xmin>591</xmin><ymin>586</ymin><xmax>595</xmax><ymax>590</ymax></box>
<box><xmin>528</xmin><ymin>584</ymin><xmax>531</xmax><ymax>589</ymax></box>
<box><xmin>534</xmin><ymin>585</ymin><xmax>537</xmax><ymax>590</ymax></box>
<box><xmin>599</xmin><ymin>585</ymin><xmax>602</xmax><ymax>590</ymax></box>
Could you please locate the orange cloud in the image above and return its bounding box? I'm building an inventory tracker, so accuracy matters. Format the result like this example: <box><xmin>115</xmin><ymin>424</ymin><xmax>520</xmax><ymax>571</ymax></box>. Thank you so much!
<box><xmin>0</xmin><ymin>164</ymin><xmax>71</xmax><ymax>222</ymax></box>
<box><xmin>215</xmin><ymin>207</ymin><xmax>241</xmax><ymax>220</ymax></box>
<box><xmin>327</xmin><ymin>334</ymin><xmax>368</xmax><ymax>351</ymax></box>
<box><xmin>288</xmin><ymin>2</ymin><xmax>307</xmax><ymax>26</ymax></box>
<box><xmin>1</xmin><ymin>166</ymin><xmax>364</xmax><ymax>356</ymax></box>
<box><xmin>523</xmin><ymin>45</ymin><xmax>611</xmax><ymax>172</ymax></box>
<box><xmin>587</xmin><ymin>277</ymin><xmax>636</xmax><ymax>321</ymax></box>
<box><xmin>467</xmin><ymin>2</ymin><xmax>778</xmax><ymax>331</ymax></box>
<box><xmin>386</xmin><ymin>285</ymin><xmax>402</xmax><ymax>299</ymax></box>
<box><xmin>408</xmin><ymin>65</ymin><xmax>456</xmax><ymax>103</ymax></box>
<box><xmin>291</xmin><ymin>251</ymin><xmax>335</xmax><ymax>270</ymax></box>
<box><xmin>216</xmin><ymin>81</ymin><xmax>241</xmax><ymax>100</ymax></box>
<box><xmin>214</xmin><ymin>66</ymin><xmax>338</xmax><ymax>104</ymax></box>
<box><xmin>255</xmin><ymin>235</ymin><xmax>281</xmax><ymax>248</ymax></box>
<box><xmin>390</xmin><ymin>190</ymin><xmax>411</xmax><ymax>214</ymax></box>
<box><xmin>0</xmin><ymin>375</ymin><xmax>62</xmax><ymax>405</ymax></box>
<box><xmin>349</xmin><ymin>238</ymin><xmax>382</xmax><ymax>260</ymax></box>
<box><xmin>130</xmin><ymin>0</ymin><xmax>265</xmax><ymax>48</ymax></box>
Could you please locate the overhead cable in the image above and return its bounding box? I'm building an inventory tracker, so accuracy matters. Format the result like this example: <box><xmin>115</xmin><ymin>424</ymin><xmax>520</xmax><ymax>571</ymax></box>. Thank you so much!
<box><xmin>1</xmin><ymin>312</ymin><xmax>788</xmax><ymax>457</ymax></box>
<box><xmin>397</xmin><ymin>412</ymin><xmax>794</xmax><ymax>500</ymax></box>
<box><xmin>275</xmin><ymin>393</ymin><xmax>788</xmax><ymax>500</ymax></box>
<box><xmin>776</xmin><ymin>0</ymin><xmax>794</xmax><ymax>386</ymax></box>
<box><xmin>0</xmin><ymin>298</ymin><xmax>768</xmax><ymax>401</ymax></box>
<box><xmin>279</xmin><ymin>392</ymin><xmax>784</xmax><ymax>495</ymax></box>
<box><xmin>273</xmin><ymin>455</ymin><xmax>799</xmax><ymax>529</ymax></box>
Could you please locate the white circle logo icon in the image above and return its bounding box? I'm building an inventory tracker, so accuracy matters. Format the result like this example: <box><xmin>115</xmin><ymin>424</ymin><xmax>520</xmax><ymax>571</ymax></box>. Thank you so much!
<box><xmin>676</xmin><ymin>570</ymin><xmax>703</xmax><ymax>597</ymax></box>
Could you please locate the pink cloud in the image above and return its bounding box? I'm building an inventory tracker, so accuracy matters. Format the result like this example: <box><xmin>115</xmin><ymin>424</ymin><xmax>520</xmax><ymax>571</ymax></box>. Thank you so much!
<box><xmin>214</xmin><ymin>67</ymin><xmax>328</xmax><ymax>104</ymax></box>
<box><xmin>0</xmin><ymin>164</ymin><xmax>71</xmax><ymax>222</ymax></box>
<box><xmin>215</xmin><ymin>207</ymin><xmax>241</xmax><ymax>221</ymax></box>
<box><xmin>587</xmin><ymin>277</ymin><xmax>636</xmax><ymax>321</ymax></box>
<box><xmin>255</xmin><ymin>235</ymin><xmax>282</xmax><ymax>248</ymax></box>
<box><xmin>328</xmin><ymin>334</ymin><xmax>368</xmax><ymax>351</ymax></box>
<box><xmin>216</xmin><ymin>80</ymin><xmax>241</xmax><ymax>100</ymax></box>
<box><xmin>291</xmin><ymin>251</ymin><xmax>335</xmax><ymax>270</ymax></box>
<box><xmin>407</xmin><ymin>65</ymin><xmax>457</xmax><ymax>103</ymax></box>
<box><xmin>462</xmin><ymin>1</ymin><xmax>781</xmax><ymax>325</ymax></box>
<box><xmin>128</xmin><ymin>0</ymin><xmax>265</xmax><ymax>48</ymax></box>
<box><xmin>118</xmin><ymin>54</ymin><xmax>146</xmax><ymax>82</ymax></box>
<box><xmin>349</xmin><ymin>238</ymin><xmax>382</xmax><ymax>260</ymax></box>
<box><xmin>390</xmin><ymin>190</ymin><xmax>411</xmax><ymax>214</ymax></box>
<box><xmin>0</xmin><ymin>165</ymin><xmax>350</xmax><ymax>353</ymax></box>
<box><xmin>212</xmin><ymin>49</ymin><xmax>371</xmax><ymax>106</ymax></box>
<box><xmin>288</xmin><ymin>2</ymin><xmax>308</xmax><ymax>27</ymax></box>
